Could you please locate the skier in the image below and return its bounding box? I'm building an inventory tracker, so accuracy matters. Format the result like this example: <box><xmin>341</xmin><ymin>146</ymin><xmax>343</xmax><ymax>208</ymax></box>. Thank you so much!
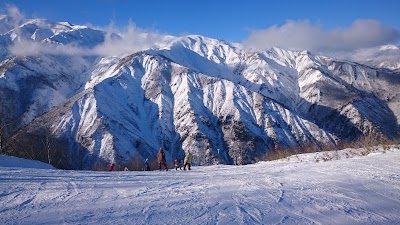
<box><xmin>174</xmin><ymin>158</ymin><xmax>181</xmax><ymax>170</ymax></box>
<box><xmin>183</xmin><ymin>151</ymin><xmax>193</xmax><ymax>171</ymax></box>
<box><xmin>109</xmin><ymin>163</ymin><xmax>115</xmax><ymax>171</ymax></box>
<box><xmin>157</xmin><ymin>148</ymin><xmax>168</xmax><ymax>171</ymax></box>
<box><xmin>144</xmin><ymin>158</ymin><xmax>151</xmax><ymax>171</ymax></box>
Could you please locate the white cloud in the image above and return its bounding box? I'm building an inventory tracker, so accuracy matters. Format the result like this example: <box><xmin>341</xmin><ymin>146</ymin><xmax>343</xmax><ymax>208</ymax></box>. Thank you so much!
<box><xmin>242</xmin><ymin>19</ymin><xmax>400</xmax><ymax>53</ymax></box>
<box><xmin>6</xmin><ymin>4</ymin><xmax>24</xmax><ymax>28</ymax></box>
<box><xmin>91</xmin><ymin>20</ymin><xmax>174</xmax><ymax>57</ymax></box>
<box><xmin>0</xmin><ymin>4</ymin><xmax>25</xmax><ymax>34</ymax></box>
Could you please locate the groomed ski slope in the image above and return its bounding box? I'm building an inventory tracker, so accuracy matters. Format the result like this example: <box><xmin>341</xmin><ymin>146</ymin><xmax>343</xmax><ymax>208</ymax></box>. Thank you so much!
<box><xmin>1</xmin><ymin>146</ymin><xmax>400</xmax><ymax>225</ymax></box>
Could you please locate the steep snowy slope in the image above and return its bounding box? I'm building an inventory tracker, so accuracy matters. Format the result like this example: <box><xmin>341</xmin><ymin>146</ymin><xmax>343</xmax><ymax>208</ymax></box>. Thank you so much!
<box><xmin>159</xmin><ymin>37</ymin><xmax>400</xmax><ymax>140</ymax></box>
<box><xmin>1</xmin><ymin>17</ymin><xmax>399</xmax><ymax>169</ymax></box>
<box><xmin>0</xmin><ymin>55</ymin><xmax>94</xmax><ymax>125</ymax></box>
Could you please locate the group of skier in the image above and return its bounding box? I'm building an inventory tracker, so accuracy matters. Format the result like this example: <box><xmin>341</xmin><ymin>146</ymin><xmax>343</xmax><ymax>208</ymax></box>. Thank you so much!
<box><xmin>108</xmin><ymin>147</ymin><xmax>193</xmax><ymax>172</ymax></box>
<box><xmin>157</xmin><ymin>147</ymin><xmax>193</xmax><ymax>171</ymax></box>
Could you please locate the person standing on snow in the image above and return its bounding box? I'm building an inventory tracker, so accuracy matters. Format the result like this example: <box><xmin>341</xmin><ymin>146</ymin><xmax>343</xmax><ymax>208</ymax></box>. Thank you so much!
<box><xmin>144</xmin><ymin>158</ymin><xmax>151</xmax><ymax>171</ymax></box>
<box><xmin>184</xmin><ymin>151</ymin><xmax>193</xmax><ymax>171</ymax></box>
<box><xmin>109</xmin><ymin>163</ymin><xmax>115</xmax><ymax>171</ymax></box>
<box><xmin>157</xmin><ymin>148</ymin><xmax>168</xmax><ymax>171</ymax></box>
<box><xmin>174</xmin><ymin>158</ymin><xmax>181</xmax><ymax>170</ymax></box>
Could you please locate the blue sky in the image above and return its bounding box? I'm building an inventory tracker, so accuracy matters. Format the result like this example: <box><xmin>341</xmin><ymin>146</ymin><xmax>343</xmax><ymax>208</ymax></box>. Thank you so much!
<box><xmin>1</xmin><ymin>0</ymin><xmax>399</xmax><ymax>54</ymax></box>
<box><xmin>2</xmin><ymin>0</ymin><xmax>400</xmax><ymax>42</ymax></box>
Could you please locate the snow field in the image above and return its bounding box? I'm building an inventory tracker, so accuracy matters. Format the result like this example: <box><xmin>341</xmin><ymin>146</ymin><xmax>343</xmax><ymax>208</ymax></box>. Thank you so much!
<box><xmin>1</xmin><ymin>147</ymin><xmax>399</xmax><ymax>224</ymax></box>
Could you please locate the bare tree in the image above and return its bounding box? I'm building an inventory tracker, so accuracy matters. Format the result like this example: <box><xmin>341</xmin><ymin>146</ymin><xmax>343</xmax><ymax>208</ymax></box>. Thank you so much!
<box><xmin>0</xmin><ymin>120</ymin><xmax>15</xmax><ymax>156</ymax></box>
<box><xmin>42</xmin><ymin>135</ymin><xmax>53</xmax><ymax>164</ymax></box>
<box><xmin>0</xmin><ymin>88</ymin><xmax>15</xmax><ymax>156</ymax></box>
<box><xmin>0</xmin><ymin>124</ymin><xmax>4</xmax><ymax>155</ymax></box>
<box><xmin>0</xmin><ymin>101</ymin><xmax>6</xmax><ymax>155</ymax></box>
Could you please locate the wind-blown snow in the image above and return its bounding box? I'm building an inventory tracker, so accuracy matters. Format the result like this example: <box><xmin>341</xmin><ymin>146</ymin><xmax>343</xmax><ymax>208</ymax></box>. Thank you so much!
<box><xmin>1</xmin><ymin>146</ymin><xmax>399</xmax><ymax>224</ymax></box>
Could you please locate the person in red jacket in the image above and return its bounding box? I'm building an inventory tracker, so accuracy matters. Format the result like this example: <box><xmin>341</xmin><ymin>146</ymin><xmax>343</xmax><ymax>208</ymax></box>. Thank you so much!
<box><xmin>109</xmin><ymin>163</ymin><xmax>115</xmax><ymax>171</ymax></box>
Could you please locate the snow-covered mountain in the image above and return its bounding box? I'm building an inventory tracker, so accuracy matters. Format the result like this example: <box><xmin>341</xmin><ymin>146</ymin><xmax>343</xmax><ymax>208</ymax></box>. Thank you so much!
<box><xmin>349</xmin><ymin>45</ymin><xmax>400</xmax><ymax>71</ymax></box>
<box><xmin>1</xmin><ymin>16</ymin><xmax>399</xmax><ymax>169</ymax></box>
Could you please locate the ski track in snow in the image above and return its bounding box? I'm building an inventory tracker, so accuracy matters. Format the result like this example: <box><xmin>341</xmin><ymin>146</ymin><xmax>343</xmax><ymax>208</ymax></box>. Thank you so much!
<box><xmin>1</xmin><ymin>150</ymin><xmax>400</xmax><ymax>225</ymax></box>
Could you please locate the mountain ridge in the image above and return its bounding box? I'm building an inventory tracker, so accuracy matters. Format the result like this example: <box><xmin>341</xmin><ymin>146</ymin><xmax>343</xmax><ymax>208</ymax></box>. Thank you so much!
<box><xmin>1</xmin><ymin>16</ymin><xmax>399</xmax><ymax>169</ymax></box>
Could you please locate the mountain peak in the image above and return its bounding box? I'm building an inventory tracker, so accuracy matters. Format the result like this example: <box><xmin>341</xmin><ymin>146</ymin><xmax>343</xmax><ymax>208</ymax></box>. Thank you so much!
<box><xmin>58</xmin><ymin>21</ymin><xmax>88</xmax><ymax>30</ymax></box>
<box><xmin>164</xmin><ymin>34</ymin><xmax>239</xmax><ymax>52</ymax></box>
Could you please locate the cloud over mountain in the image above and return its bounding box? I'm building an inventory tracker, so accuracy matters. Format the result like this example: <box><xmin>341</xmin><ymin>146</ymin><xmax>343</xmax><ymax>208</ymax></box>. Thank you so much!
<box><xmin>3</xmin><ymin>5</ymin><xmax>172</xmax><ymax>57</ymax></box>
<box><xmin>91</xmin><ymin>21</ymin><xmax>174</xmax><ymax>57</ymax></box>
<box><xmin>242</xmin><ymin>19</ymin><xmax>400</xmax><ymax>53</ymax></box>
<box><xmin>8</xmin><ymin>21</ymin><xmax>173</xmax><ymax>57</ymax></box>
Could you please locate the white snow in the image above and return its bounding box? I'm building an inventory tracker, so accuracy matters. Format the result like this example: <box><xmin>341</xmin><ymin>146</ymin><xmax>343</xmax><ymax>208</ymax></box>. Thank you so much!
<box><xmin>0</xmin><ymin>156</ymin><xmax>54</xmax><ymax>169</ymax></box>
<box><xmin>1</xmin><ymin>146</ymin><xmax>399</xmax><ymax>225</ymax></box>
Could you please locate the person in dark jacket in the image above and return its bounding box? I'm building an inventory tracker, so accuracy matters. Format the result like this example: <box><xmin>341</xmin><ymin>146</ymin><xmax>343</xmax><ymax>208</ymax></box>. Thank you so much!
<box><xmin>157</xmin><ymin>148</ymin><xmax>168</xmax><ymax>171</ymax></box>
<box><xmin>144</xmin><ymin>158</ymin><xmax>151</xmax><ymax>171</ymax></box>
<box><xmin>174</xmin><ymin>158</ymin><xmax>182</xmax><ymax>170</ymax></box>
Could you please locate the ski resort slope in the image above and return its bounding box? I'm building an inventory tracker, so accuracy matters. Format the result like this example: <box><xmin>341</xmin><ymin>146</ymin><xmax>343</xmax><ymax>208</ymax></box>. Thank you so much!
<box><xmin>1</xmin><ymin>146</ymin><xmax>400</xmax><ymax>225</ymax></box>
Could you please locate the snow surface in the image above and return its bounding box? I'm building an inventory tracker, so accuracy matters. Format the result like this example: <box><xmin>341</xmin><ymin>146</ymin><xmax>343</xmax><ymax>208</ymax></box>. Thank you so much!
<box><xmin>0</xmin><ymin>156</ymin><xmax>54</xmax><ymax>169</ymax></box>
<box><xmin>1</xmin><ymin>146</ymin><xmax>400</xmax><ymax>225</ymax></box>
